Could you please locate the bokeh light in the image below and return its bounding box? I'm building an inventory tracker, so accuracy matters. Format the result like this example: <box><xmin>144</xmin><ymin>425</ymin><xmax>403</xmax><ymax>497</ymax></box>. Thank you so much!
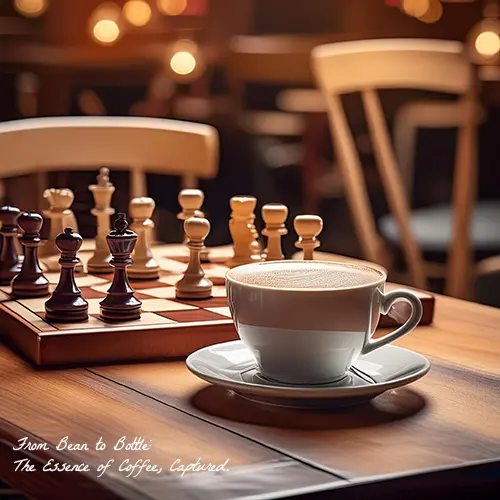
<box><xmin>417</xmin><ymin>0</ymin><xmax>442</xmax><ymax>23</ymax></box>
<box><xmin>14</xmin><ymin>0</ymin><xmax>48</xmax><ymax>18</ymax></box>
<box><xmin>157</xmin><ymin>0</ymin><xmax>187</xmax><ymax>16</ymax></box>
<box><xmin>93</xmin><ymin>19</ymin><xmax>120</xmax><ymax>45</ymax></box>
<box><xmin>402</xmin><ymin>0</ymin><xmax>430</xmax><ymax>18</ymax></box>
<box><xmin>170</xmin><ymin>51</ymin><xmax>196</xmax><ymax>75</ymax></box>
<box><xmin>123</xmin><ymin>0</ymin><xmax>152</xmax><ymax>27</ymax></box>
<box><xmin>89</xmin><ymin>3</ymin><xmax>123</xmax><ymax>46</ymax></box>
<box><xmin>475</xmin><ymin>30</ymin><xmax>500</xmax><ymax>57</ymax></box>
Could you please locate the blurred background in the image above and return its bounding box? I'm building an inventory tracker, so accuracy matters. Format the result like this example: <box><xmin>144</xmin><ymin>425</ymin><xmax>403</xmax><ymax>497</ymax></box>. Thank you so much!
<box><xmin>1</xmin><ymin>0</ymin><xmax>500</xmax><ymax>305</ymax></box>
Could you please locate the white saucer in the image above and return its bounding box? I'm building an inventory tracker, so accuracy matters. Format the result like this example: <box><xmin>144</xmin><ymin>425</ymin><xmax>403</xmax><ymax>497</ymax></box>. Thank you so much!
<box><xmin>186</xmin><ymin>340</ymin><xmax>430</xmax><ymax>409</ymax></box>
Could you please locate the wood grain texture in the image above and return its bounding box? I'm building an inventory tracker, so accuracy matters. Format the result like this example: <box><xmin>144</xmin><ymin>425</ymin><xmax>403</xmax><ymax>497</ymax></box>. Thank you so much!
<box><xmin>0</xmin><ymin>343</ymin><xmax>340</xmax><ymax>500</ymax></box>
<box><xmin>1</xmin><ymin>294</ymin><xmax>499</xmax><ymax>498</ymax></box>
<box><xmin>91</xmin><ymin>294</ymin><xmax>500</xmax><ymax>481</ymax></box>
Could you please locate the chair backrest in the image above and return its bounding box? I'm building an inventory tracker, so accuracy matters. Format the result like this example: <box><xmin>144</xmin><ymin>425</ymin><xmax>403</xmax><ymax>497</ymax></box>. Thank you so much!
<box><xmin>0</xmin><ymin>116</ymin><xmax>220</xmax><ymax>199</ymax></box>
<box><xmin>227</xmin><ymin>35</ymin><xmax>340</xmax><ymax>87</ymax></box>
<box><xmin>311</xmin><ymin>39</ymin><xmax>474</xmax><ymax>291</ymax></box>
<box><xmin>312</xmin><ymin>39</ymin><xmax>470</xmax><ymax>95</ymax></box>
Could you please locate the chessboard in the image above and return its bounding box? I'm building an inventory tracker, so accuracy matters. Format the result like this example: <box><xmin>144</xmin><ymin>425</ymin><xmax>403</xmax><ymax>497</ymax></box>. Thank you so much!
<box><xmin>0</xmin><ymin>243</ymin><xmax>434</xmax><ymax>368</ymax></box>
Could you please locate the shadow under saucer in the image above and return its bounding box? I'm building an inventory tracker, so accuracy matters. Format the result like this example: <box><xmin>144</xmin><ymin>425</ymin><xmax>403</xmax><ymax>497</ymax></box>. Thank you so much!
<box><xmin>191</xmin><ymin>385</ymin><xmax>427</xmax><ymax>430</ymax></box>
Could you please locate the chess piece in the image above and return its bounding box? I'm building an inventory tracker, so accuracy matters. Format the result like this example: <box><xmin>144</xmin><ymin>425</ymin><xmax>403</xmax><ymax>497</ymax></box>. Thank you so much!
<box><xmin>88</xmin><ymin>167</ymin><xmax>115</xmax><ymax>274</ymax></box>
<box><xmin>45</xmin><ymin>228</ymin><xmax>89</xmax><ymax>322</ymax></box>
<box><xmin>128</xmin><ymin>197</ymin><xmax>160</xmax><ymax>280</ymax></box>
<box><xmin>0</xmin><ymin>205</ymin><xmax>22</xmax><ymax>285</ymax></box>
<box><xmin>41</xmin><ymin>188</ymin><xmax>76</xmax><ymax>255</ymax></box>
<box><xmin>261</xmin><ymin>203</ymin><xmax>288</xmax><ymax>261</ymax></box>
<box><xmin>99</xmin><ymin>213</ymin><xmax>142</xmax><ymax>321</ymax></box>
<box><xmin>177</xmin><ymin>189</ymin><xmax>205</xmax><ymax>223</ymax></box>
<box><xmin>226</xmin><ymin>196</ymin><xmax>262</xmax><ymax>268</ymax></box>
<box><xmin>41</xmin><ymin>188</ymin><xmax>82</xmax><ymax>272</ymax></box>
<box><xmin>294</xmin><ymin>215</ymin><xmax>323</xmax><ymax>260</ymax></box>
<box><xmin>177</xmin><ymin>189</ymin><xmax>209</xmax><ymax>261</ymax></box>
<box><xmin>175</xmin><ymin>217</ymin><xmax>213</xmax><ymax>299</ymax></box>
<box><xmin>11</xmin><ymin>211</ymin><xmax>49</xmax><ymax>298</ymax></box>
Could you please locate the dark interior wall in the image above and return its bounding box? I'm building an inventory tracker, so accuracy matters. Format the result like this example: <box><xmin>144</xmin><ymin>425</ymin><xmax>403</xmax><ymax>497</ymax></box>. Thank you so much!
<box><xmin>252</xmin><ymin>0</ymin><xmax>344</xmax><ymax>34</ymax></box>
<box><xmin>252</xmin><ymin>0</ymin><xmax>482</xmax><ymax>40</ymax></box>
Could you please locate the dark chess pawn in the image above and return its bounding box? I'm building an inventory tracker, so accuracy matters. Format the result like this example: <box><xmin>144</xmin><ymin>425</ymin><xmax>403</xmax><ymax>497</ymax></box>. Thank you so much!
<box><xmin>45</xmin><ymin>228</ymin><xmax>89</xmax><ymax>322</ymax></box>
<box><xmin>99</xmin><ymin>213</ymin><xmax>142</xmax><ymax>321</ymax></box>
<box><xmin>0</xmin><ymin>205</ymin><xmax>22</xmax><ymax>285</ymax></box>
<box><xmin>11</xmin><ymin>211</ymin><xmax>49</xmax><ymax>298</ymax></box>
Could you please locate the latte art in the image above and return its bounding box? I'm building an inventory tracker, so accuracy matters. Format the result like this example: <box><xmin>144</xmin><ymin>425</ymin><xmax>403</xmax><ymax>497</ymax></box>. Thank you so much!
<box><xmin>228</xmin><ymin>261</ymin><xmax>383</xmax><ymax>289</ymax></box>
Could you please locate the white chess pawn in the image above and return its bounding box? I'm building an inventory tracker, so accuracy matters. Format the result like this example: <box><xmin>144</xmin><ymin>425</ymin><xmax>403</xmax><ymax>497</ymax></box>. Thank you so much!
<box><xmin>175</xmin><ymin>217</ymin><xmax>213</xmax><ymax>299</ymax></box>
<box><xmin>261</xmin><ymin>203</ymin><xmax>288</xmax><ymax>261</ymax></box>
<box><xmin>226</xmin><ymin>196</ymin><xmax>262</xmax><ymax>268</ymax></box>
<box><xmin>177</xmin><ymin>189</ymin><xmax>204</xmax><ymax>224</ymax></box>
<box><xmin>177</xmin><ymin>188</ymin><xmax>209</xmax><ymax>260</ymax></box>
<box><xmin>88</xmin><ymin>168</ymin><xmax>115</xmax><ymax>274</ymax></box>
<box><xmin>128</xmin><ymin>197</ymin><xmax>160</xmax><ymax>280</ymax></box>
<box><xmin>294</xmin><ymin>215</ymin><xmax>323</xmax><ymax>260</ymax></box>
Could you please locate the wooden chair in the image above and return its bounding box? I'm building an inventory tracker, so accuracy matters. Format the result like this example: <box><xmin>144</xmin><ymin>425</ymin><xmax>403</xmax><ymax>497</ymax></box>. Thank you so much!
<box><xmin>227</xmin><ymin>35</ymin><xmax>346</xmax><ymax>207</ymax></box>
<box><xmin>312</xmin><ymin>39</ymin><xmax>479</xmax><ymax>297</ymax></box>
<box><xmin>0</xmin><ymin>116</ymin><xmax>219</xmax><ymax>207</ymax></box>
<box><xmin>393</xmin><ymin>98</ymin><xmax>486</xmax><ymax>203</ymax></box>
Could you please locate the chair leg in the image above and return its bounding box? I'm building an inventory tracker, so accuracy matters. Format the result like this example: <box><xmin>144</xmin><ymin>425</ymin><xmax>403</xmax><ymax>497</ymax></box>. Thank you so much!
<box><xmin>301</xmin><ymin>113</ymin><xmax>325</xmax><ymax>214</ymax></box>
<box><xmin>445</xmin><ymin>68</ymin><xmax>479</xmax><ymax>300</ymax></box>
<box><xmin>362</xmin><ymin>89</ymin><xmax>427</xmax><ymax>290</ymax></box>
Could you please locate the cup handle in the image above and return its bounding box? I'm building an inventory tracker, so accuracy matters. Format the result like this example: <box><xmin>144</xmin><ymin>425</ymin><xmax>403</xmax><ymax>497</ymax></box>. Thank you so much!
<box><xmin>361</xmin><ymin>289</ymin><xmax>423</xmax><ymax>355</ymax></box>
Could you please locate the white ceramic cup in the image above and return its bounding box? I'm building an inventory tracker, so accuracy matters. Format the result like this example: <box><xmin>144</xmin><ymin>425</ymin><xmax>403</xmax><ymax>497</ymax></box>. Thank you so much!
<box><xmin>226</xmin><ymin>260</ymin><xmax>423</xmax><ymax>385</ymax></box>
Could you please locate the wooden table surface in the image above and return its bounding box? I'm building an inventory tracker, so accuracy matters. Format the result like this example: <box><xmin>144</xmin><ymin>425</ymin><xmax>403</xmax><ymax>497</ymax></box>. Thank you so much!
<box><xmin>1</xmin><ymin>293</ymin><xmax>499</xmax><ymax>499</ymax></box>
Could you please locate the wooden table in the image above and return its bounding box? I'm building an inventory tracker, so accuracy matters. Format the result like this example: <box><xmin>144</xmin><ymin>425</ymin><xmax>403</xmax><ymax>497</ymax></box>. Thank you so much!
<box><xmin>1</xmin><ymin>293</ymin><xmax>499</xmax><ymax>499</ymax></box>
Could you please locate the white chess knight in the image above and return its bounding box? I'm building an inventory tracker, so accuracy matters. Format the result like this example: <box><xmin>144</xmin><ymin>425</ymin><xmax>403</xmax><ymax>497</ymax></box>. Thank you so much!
<box><xmin>128</xmin><ymin>197</ymin><xmax>160</xmax><ymax>280</ymax></box>
<box><xmin>88</xmin><ymin>168</ymin><xmax>115</xmax><ymax>274</ymax></box>
<box><xmin>40</xmin><ymin>188</ymin><xmax>78</xmax><ymax>257</ymax></box>
<box><xmin>40</xmin><ymin>187</ymin><xmax>83</xmax><ymax>273</ymax></box>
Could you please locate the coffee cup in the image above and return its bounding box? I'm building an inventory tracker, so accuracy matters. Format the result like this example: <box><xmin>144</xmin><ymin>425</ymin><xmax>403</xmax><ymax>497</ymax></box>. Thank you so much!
<box><xmin>226</xmin><ymin>260</ymin><xmax>423</xmax><ymax>385</ymax></box>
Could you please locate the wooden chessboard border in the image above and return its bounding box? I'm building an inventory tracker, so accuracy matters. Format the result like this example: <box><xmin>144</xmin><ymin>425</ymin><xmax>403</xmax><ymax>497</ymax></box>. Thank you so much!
<box><xmin>0</xmin><ymin>243</ymin><xmax>435</xmax><ymax>368</ymax></box>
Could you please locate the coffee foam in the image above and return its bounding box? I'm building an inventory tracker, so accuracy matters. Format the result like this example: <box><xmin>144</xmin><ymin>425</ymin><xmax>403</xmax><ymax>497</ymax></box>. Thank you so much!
<box><xmin>228</xmin><ymin>261</ymin><xmax>383</xmax><ymax>289</ymax></box>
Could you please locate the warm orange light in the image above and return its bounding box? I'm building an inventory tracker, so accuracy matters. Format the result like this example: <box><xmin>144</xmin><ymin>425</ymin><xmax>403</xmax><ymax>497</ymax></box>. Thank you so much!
<box><xmin>89</xmin><ymin>3</ymin><xmax>123</xmax><ymax>45</ymax></box>
<box><xmin>402</xmin><ymin>0</ymin><xmax>430</xmax><ymax>18</ymax></box>
<box><xmin>475</xmin><ymin>30</ymin><xmax>500</xmax><ymax>57</ymax></box>
<box><xmin>417</xmin><ymin>0</ymin><xmax>443</xmax><ymax>23</ymax></box>
<box><xmin>157</xmin><ymin>0</ymin><xmax>187</xmax><ymax>16</ymax></box>
<box><xmin>123</xmin><ymin>0</ymin><xmax>152</xmax><ymax>27</ymax></box>
<box><xmin>14</xmin><ymin>0</ymin><xmax>48</xmax><ymax>18</ymax></box>
<box><xmin>170</xmin><ymin>51</ymin><xmax>196</xmax><ymax>75</ymax></box>
<box><xmin>93</xmin><ymin>19</ymin><xmax>120</xmax><ymax>45</ymax></box>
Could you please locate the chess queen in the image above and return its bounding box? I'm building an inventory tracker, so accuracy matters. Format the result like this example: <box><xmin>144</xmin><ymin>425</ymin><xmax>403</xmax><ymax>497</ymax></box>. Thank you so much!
<box><xmin>99</xmin><ymin>214</ymin><xmax>142</xmax><ymax>321</ymax></box>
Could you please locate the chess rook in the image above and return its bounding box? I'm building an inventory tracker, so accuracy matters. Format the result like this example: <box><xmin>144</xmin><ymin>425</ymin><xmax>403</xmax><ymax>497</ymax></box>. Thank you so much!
<box><xmin>45</xmin><ymin>228</ymin><xmax>89</xmax><ymax>322</ymax></box>
<box><xmin>88</xmin><ymin>168</ymin><xmax>115</xmax><ymax>274</ymax></box>
<box><xmin>99</xmin><ymin>214</ymin><xmax>142</xmax><ymax>321</ymax></box>
<box><xmin>226</xmin><ymin>196</ymin><xmax>262</xmax><ymax>269</ymax></box>
<box><xmin>0</xmin><ymin>205</ymin><xmax>22</xmax><ymax>285</ymax></box>
<box><xmin>261</xmin><ymin>203</ymin><xmax>288</xmax><ymax>261</ymax></box>
<box><xmin>11</xmin><ymin>211</ymin><xmax>49</xmax><ymax>298</ymax></box>
<box><xmin>128</xmin><ymin>197</ymin><xmax>160</xmax><ymax>280</ymax></box>
<box><xmin>175</xmin><ymin>217</ymin><xmax>213</xmax><ymax>299</ymax></box>
<box><xmin>294</xmin><ymin>215</ymin><xmax>323</xmax><ymax>260</ymax></box>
